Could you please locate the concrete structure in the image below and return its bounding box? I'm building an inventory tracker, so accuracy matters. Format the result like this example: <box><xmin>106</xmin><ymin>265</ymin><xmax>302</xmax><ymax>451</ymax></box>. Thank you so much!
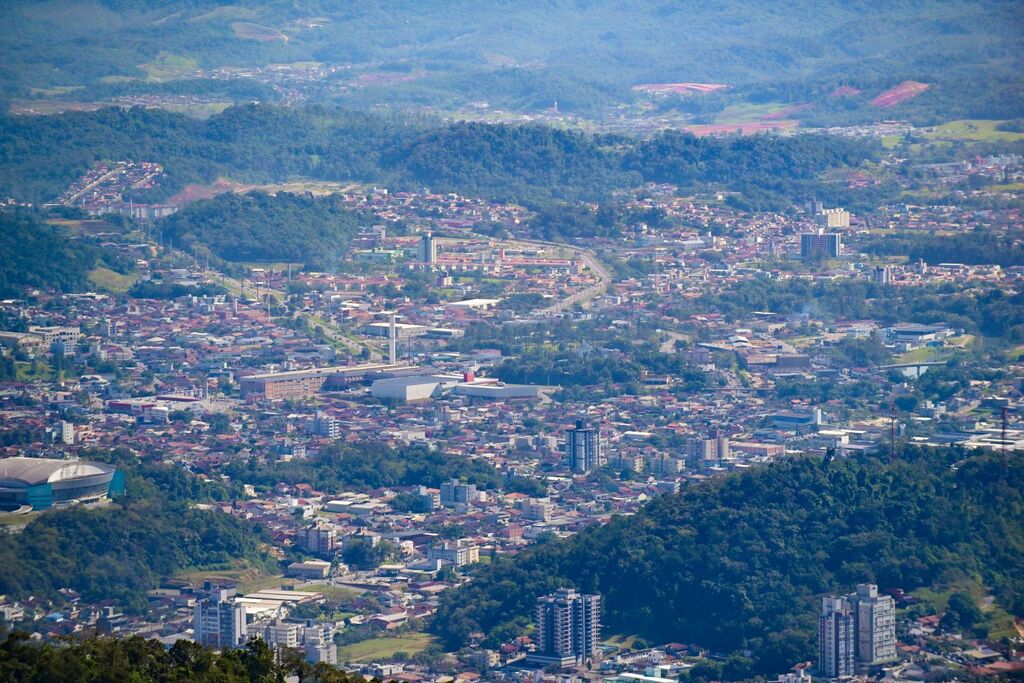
<box><xmin>819</xmin><ymin>595</ymin><xmax>855</xmax><ymax>678</ymax></box>
<box><xmin>520</xmin><ymin>497</ymin><xmax>555</xmax><ymax>521</ymax></box>
<box><xmin>686</xmin><ymin>434</ymin><xmax>730</xmax><ymax>464</ymax></box>
<box><xmin>440</xmin><ymin>480</ymin><xmax>477</xmax><ymax>509</ymax></box>
<box><xmin>309</xmin><ymin>411</ymin><xmax>341</xmax><ymax>439</ymax></box>
<box><xmin>193</xmin><ymin>589</ymin><xmax>246</xmax><ymax>650</ymax></box>
<box><xmin>426</xmin><ymin>540</ymin><xmax>480</xmax><ymax>567</ymax></box>
<box><xmin>528</xmin><ymin>588</ymin><xmax>601</xmax><ymax>668</ymax></box>
<box><xmin>370</xmin><ymin>376</ymin><xmax>444</xmax><ymax>402</ymax></box>
<box><xmin>816</xmin><ymin>208</ymin><xmax>851</xmax><ymax>228</ymax></box>
<box><xmin>303</xmin><ymin>523</ymin><xmax>338</xmax><ymax>555</ymax></box>
<box><xmin>566</xmin><ymin>420</ymin><xmax>603</xmax><ymax>474</ymax></box>
<box><xmin>0</xmin><ymin>457</ymin><xmax>124</xmax><ymax>512</ymax></box>
<box><xmin>28</xmin><ymin>326</ymin><xmax>82</xmax><ymax>348</ymax></box>
<box><xmin>420</xmin><ymin>232</ymin><xmax>437</xmax><ymax>264</ymax></box>
<box><xmin>801</xmin><ymin>230</ymin><xmax>842</xmax><ymax>259</ymax></box>
<box><xmin>286</xmin><ymin>560</ymin><xmax>332</xmax><ymax>580</ymax></box>
<box><xmin>853</xmin><ymin>584</ymin><xmax>897</xmax><ymax>668</ymax></box>
<box><xmin>239</xmin><ymin>363</ymin><xmax>412</xmax><ymax>400</ymax></box>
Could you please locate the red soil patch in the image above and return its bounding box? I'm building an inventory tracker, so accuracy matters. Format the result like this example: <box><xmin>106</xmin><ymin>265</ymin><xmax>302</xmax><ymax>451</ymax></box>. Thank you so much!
<box><xmin>168</xmin><ymin>178</ymin><xmax>249</xmax><ymax>206</ymax></box>
<box><xmin>830</xmin><ymin>86</ymin><xmax>862</xmax><ymax>97</ymax></box>
<box><xmin>633</xmin><ymin>82</ymin><xmax>729</xmax><ymax>95</ymax></box>
<box><xmin>870</xmin><ymin>81</ymin><xmax>929</xmax><ymax>108</ymax></box>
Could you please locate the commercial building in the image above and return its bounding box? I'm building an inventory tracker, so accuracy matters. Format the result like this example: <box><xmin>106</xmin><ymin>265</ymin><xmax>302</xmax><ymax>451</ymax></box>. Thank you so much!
<box><xmin>528</xmin><ymin>588</ymin><xmax>601</xmax><ymax>668</ymax></box>
<box><xmin>819</xmin><ymin>595</ymin><xmax>855</xmax><ymax>678</ymax></box>
<box><xmin>0</xmin><ymin>457</ymin><xmax>124</xmax><ymax>512</ymax></box>
<box><xmin>28</xmin><ymin>325</ymin><xmax>82</xmax><ymax>348</ymax></box>
<box><xmin>853</xmin><ymin>584</ymin><xmax>897</xmax><ymax>668</ymax></box>
<box><xmin>239</xmin><ymin>363</ymin><xmax>411</xmax><ymax>400</ymax></box>
<box><xmin>566</xmin><ymin>420</ymin><xmax>603</xmax><ymax>474</ymax></box>
<box><xmin>193</xmin><ymin>589</ymin><xmax>247</xmax><ymax>650</ymax></box>
<box><xmin>800</xmin><ymin>230</ymin><xmax>842</xmax><ymax>259</ymax></box>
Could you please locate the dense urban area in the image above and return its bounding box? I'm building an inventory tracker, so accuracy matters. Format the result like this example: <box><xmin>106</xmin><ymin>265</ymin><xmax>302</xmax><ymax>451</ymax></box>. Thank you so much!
<box><xmin>0</xmin><ymin>2</ymin><xmax>1022</xmax><ymax>683</ymax></box>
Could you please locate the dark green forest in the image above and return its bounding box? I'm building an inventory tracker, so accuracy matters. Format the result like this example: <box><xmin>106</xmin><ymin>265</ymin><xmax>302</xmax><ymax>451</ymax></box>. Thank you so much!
<box><xmin>0</xmin><ymin>210</ymin><xmax>127</xmax><ymax>297</ymax></box>
<box><xmin>219</xmin><ymin>441</ymin><xmax>542</xmax><ymax>496</ymax></box>
<box><xmin>861</xmin><ymin>230</ymin><xmax>1024</xmax><ymax>268</ymax></box>
<box><xmin>0</xmin><ymin>105</ymin><xmax>880</xmax><ymax>209</ymax></box>
<box><xmin>0</xmin><ymin>633</ymin><xmax>358</xmax><ymax>683</ymax></box>
<box><xmin>161</xmin><ymin>191</ymin><xmax>370</xmax><ymax>268</ymax></box>
<box><xmin>430</xmin><ymin>448</ymin><xmax>1024</xmax><ymax>677</ymax></box>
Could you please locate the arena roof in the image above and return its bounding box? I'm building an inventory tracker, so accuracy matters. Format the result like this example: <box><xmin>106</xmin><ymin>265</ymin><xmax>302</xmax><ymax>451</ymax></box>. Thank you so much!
<box><xmin>0</xmin><ymin>457</ymin><xmax>114</xmax><ymax>487</ymax></box>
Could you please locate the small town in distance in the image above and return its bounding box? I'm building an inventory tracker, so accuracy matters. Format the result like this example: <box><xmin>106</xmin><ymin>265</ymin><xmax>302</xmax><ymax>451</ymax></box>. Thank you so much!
<box><xmin>0</xmin><ymin>2</ymin><xmax>1022</xmax><ymax>683</ymax></box>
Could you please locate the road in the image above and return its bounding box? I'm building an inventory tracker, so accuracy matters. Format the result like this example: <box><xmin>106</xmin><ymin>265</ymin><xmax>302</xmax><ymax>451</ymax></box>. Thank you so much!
<box><xmin>518</xmin><ymin>239</ymin><xmax>612</xmax><ymax>315</ymax></box>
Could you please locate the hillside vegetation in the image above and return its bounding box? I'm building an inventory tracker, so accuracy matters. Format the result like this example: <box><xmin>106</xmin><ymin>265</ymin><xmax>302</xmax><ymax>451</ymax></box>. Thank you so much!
<box><xmin>0</xmin><ymin>210</ymin><xmax>131</xmax><ymax>297</ymax></box>
<box><xmin>161</xmin><ymin>191</ymin><xmax>370</xmax><ymax>269</ymax></box>
<box><xmin>0</xmin><ymin>453</ymin><xmax>266</xmax><ymax>614</ymax></box>
<box><xmin>0</xmin><ymin>1</ymin><xmax>1021</xmax><ymax>123</ymax></box>
<box><xmin>0</xmin><ymin>105</ymin><xmax>879</xmax><ymax>209</ymax></box>
<box><xmin>430</xmin><ymin>448</ymin><xmax>1024</xmax><ymax>677</ymax></box>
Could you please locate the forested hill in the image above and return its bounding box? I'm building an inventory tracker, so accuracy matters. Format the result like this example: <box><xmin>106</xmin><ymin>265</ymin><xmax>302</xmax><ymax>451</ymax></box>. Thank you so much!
<box><xmin>0</xmin><ymin>105</ymin><xmax>879</xmax><ymax>209</ymax></box>
<box><xmin>161</xmin><ymin>191</ymin><xmax>369</xmax><ymax>270</ymax></box>
<box><xmin>0</xmin><ymin>210</ymin><xmax>130</xmax><ymax>297</ymax></box>
<box><xmin>430</xmin><ymin>448</ymin><xmax>1024</xmax><ymax>677</ymax></box>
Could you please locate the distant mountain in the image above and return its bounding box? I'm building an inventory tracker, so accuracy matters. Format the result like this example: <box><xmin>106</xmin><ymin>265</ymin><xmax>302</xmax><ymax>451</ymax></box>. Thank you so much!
<box><xmin>1</xmin><ymin>1</ymin><xmax>1021</xmax><ymax>121</ymax></box>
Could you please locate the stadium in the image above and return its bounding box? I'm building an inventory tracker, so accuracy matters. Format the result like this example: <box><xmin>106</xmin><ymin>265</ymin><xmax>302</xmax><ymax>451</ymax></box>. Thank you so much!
<box><xmin>0</xmin><ymin>457</ymin><xmax>125</xmax><ymax>512</ymax></box>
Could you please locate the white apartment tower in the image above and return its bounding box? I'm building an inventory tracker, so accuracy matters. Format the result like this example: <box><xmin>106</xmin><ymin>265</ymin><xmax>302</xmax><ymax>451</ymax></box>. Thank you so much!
<box><xmin>566</xmin><ymin>420</ymin><xmax>603</xmax><ymax>474</ymax></box>
<box><xmin>819</xmin><ymin>595</ymin><xmax>854</xmax><ymax>678</ymax></box>
<box><xmin>193</xmin><ymin>589</ymin><xmax>247</xmax><ymax>650</ymax></box>
<box><xmin>853</xmin><ymin>584</ymin><xmax>897</xmax><ymax>667</ymax></box>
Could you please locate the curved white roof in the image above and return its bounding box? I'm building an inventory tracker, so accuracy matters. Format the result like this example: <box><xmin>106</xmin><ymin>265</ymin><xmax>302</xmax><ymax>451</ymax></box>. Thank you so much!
<box><xmin>0</xmin><ymin>457</ymin><xmax>113</xmax><ymax>487</ymax></box>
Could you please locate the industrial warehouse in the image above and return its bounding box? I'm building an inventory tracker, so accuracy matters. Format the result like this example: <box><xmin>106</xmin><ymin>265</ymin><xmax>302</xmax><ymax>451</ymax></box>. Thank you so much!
<box><xmin>0</xmin><ymin>457</ymin><xmax>124</xmax><ymax>513</ymax></box>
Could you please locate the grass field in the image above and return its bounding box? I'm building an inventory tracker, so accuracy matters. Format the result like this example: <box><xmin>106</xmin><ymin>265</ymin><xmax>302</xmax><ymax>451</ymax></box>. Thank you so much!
<box><xmin>141</xmin><ymin>52</ymin><xmax>199</xmax><ymax>82</ymax></box>
<box><xmin>232</xmin><ymin>22</ymin><xmax>287</xmax><ymax>42</ymax></box>
<box><xmin>89</xmin><ymin>267</ymin><xmax>139</xmax><ymax>294</ymax></box>
<box><xmin>988</xmin><ymin>183</ymin><xmax>1024</xmax><ymax>192</ymax></box>
<box><xmin>924</xmin><ymin>119</ymin><xmax>1024</xmax><ymax>143</ymax></box>
<box><xmin>336</xmin><ymin>633</ymin><xmax>434</xmax><ymax>663</ymax></box>
<box><xmin>176</xmin><ymin>564</ymin><xmax>291</xmax><ymax>594</ymax></box>
<box><xmin>296</xmin><ymin>583</ymin><xmax>361</xmax><ymax>602</ymax></box>
<box><xmin>712</xmin><ymin>102</ymin><xmax>788</xmax><ymax>124</ymax></box>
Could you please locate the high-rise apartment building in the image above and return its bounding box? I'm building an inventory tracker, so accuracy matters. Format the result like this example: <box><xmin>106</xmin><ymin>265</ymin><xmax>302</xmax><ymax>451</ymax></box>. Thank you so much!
<box><xmin>566</xmin><ymin>420</ymin><xmax>603</xmax><ymax>474</ymax></box>
<box><xmin>420</xmin><ymin>233</ymin><xmax>437</xmax><ymax>264</ymax></box>
<box><xmin>819</xmin><ymin>595</ymin><xmax>854</xmax><ymax>678</ymax></box>
<box><xmin>303</xmin><ymin>523</ymin><xmax>338</xmax><ymax>555</ymax></box>
<box><xmin>440</xmin><ymin>479</ymin><xmax>478</xmax><ymax>509</ymax></box>
<box><xmin>801</xmin><ymin>229</ymin><xmax>842</xmax><ymax>259</ymax></box>
<box><xmin>816</xmin><ymin>208</ymin><xmax>851</xmax><ymax>229</ymax></box>
<box><xmin>528</xmin><ymin>588</ymin><xmax>601</xmax><ymax>668</ymax></box>
<box><xmin>193</xmin><ymin>589</ymin><xmax>247</xmax><ymax>650</ymax></box>
<box><xmin>852</xmin><ymin>584</ymin><xmax>897</xmax><ymax>667</ymax></box>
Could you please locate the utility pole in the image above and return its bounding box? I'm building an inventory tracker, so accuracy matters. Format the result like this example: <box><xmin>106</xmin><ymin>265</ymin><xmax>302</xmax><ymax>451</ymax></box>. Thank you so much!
<box><xmin>1002</xmin><ymin>407</ymin><xmax>1009</xmax><ymax>458</ymax></box>
<box><xmin>889</xmin><ymin>400</ymin><xmax>897</xmax><ymax>464</ymax></box>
